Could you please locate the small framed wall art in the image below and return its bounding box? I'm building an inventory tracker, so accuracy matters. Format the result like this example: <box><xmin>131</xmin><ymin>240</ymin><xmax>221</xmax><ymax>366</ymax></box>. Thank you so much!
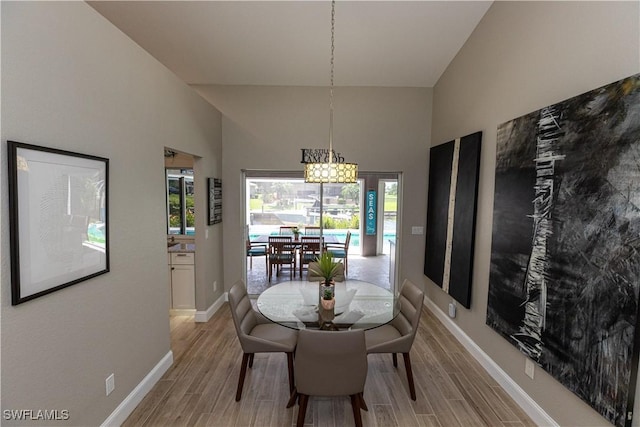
<box><xmin>208</xmin><ymin>177</ymin><xmax>222</xmax><ymax>225</ymax></box>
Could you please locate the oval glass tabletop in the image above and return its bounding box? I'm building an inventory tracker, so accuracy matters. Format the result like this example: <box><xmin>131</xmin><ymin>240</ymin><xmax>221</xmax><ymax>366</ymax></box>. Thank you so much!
<box><xmin>256</xmin><ymin>280</ymin><xmax>400</xmax><ymax>330</ymax></box>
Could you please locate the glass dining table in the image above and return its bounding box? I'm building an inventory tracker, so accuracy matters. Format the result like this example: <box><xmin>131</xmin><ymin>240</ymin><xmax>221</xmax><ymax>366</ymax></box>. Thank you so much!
<box><xmin>256</xmin><ymin>280</ymin><xmax>400</xmax><ymax>330</ymax></box>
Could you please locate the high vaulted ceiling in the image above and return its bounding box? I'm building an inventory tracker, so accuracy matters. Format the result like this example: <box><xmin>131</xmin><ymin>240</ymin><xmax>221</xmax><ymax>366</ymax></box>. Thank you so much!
<box><xmin>89</xmin><ymin>1</ymin><xmax>492</xmax><ymax>88</ymax></box>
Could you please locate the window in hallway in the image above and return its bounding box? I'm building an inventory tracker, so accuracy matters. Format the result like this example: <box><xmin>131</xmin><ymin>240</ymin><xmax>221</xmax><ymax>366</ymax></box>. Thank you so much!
<box><xmin>166</xmin><ymin>168</ymin><xmax>194</xmax><ymax>235</ymax></box>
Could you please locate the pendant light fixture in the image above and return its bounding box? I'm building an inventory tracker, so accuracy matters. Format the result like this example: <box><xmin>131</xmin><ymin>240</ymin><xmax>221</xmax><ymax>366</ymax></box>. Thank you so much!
<box><xmin>304</xmin><ymin>0</ymin><xmax>358</xmax><ymax>184</ymax></box>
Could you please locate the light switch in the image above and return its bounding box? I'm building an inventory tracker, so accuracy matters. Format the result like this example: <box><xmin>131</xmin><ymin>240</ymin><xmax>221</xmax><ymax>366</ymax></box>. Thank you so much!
<box><xmin>411</xmin><ymin>226</ymin><xmax>424</xmax><ymax>235</ymax></box>
<box><xmin>106</xmin><ymin>373</ymin><xmax>115</xmax><ymax>395</ymax></box>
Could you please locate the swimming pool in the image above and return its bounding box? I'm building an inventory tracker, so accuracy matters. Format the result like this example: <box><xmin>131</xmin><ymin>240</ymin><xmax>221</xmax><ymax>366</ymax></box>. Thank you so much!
<box><xmin>249</xmin><ymin>228</ymin><xmax>396</xmax><ymax>249</ymax></box>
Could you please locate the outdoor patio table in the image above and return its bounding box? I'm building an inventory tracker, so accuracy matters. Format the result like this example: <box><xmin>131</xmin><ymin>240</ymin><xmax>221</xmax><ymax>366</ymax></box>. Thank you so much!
<box><xmin>250</xmin><ymin>234</ymin><xmax>339</xmax><ymax>245</ymax></box>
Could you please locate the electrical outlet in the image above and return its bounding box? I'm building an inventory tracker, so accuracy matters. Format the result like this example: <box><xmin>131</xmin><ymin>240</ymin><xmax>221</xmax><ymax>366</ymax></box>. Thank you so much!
<box><xmin>448</xmin><ymin>302</ymin><xmax>456</xmax><ymax>318</ymax></box>
<box><xmin>106</xmin><ymin>373</ymin><xmax>115</xmax><ymax>396</ymax></box>
<box><xmin>213</xmin><ymin>281</ymin><xmax>218</xmax><ymax>292</ymax></box>
<box><xmin>525</xmin><ymin>359</ymin><xmax>535</xmax><ymax>379</ymax></box>
<box><xmin>411</xmin><ymin>226</ymin><xmax>424</xmax><ymax>235</ymax></box>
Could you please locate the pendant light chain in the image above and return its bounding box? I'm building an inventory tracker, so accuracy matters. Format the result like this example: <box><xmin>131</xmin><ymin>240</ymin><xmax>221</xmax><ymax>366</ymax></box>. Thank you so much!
<box><xmin>303</xmin><ymin>0</ymin><xmax>357</xmax><ymax>184</ymax></box>
<box><xmin>328</xmin><ymin>0</ymin><xmax>335</xmax><ymax>164</ymax></box>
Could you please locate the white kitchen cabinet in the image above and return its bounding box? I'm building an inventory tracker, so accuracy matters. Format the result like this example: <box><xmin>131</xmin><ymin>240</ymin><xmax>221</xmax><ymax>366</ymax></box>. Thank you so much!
<box><xmin>170</xmin><ymin>252</ymin><xmax>195</xmax><ymax>310</ymax></box>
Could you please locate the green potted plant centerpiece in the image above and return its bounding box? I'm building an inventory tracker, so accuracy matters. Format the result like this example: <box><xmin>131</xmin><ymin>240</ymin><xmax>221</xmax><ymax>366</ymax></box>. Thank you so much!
<box><xmin>311</xmin><ymin>251</ymin><xmax>339</xmax><ymax>329</ymax></box>
<box><xmin>309</xmin><ymin>251</ymin><xmax>340</xmax><ymax>286</ymax></box>
<box><xmin>310</xmin><ymin>250</ymin><xmax>341</xmax><ymax>309</ymax></box>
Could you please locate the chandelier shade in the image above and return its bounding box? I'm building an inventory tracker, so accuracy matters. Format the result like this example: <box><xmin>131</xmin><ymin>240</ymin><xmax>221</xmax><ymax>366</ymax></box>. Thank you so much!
<box><xmin>304</xmin><ymin>161</ymin><xmax>358</xmax><ymax>183</ymax></box>
<box><xmin>303</xmin><ymin>0</ymin><xmax>358</xmax><ymax>184</ymax></box>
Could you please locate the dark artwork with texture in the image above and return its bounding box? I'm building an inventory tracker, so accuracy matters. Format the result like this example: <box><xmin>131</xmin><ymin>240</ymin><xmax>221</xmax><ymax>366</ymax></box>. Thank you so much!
<box><xmin>487</xmin><ymin>74</ymin><xmax>640</xmax><ymax>427</ymax></box>
<box><xmin>424</xmin><ymin>132</ymin><xmax>482</xmax><ymax>308</ymax></box>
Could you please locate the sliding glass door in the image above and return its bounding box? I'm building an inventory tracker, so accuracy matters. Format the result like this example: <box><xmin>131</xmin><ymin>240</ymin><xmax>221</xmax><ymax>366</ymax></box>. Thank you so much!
<box><xmin>246</xmin><ymin>177</ymin><xmax>361</xmax><ymax>250</ymax></box>
<box><xmin>243</xmin><ymin>171</ymin><xmax>400</xmax><ymax>295</ymax></box>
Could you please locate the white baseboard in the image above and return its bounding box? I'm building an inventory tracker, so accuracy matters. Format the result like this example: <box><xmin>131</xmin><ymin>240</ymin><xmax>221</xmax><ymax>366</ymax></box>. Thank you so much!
<box><xmin>194</xmin><ymin>292</ymin><xmax>226</xmax><ymax>323</ymax></box>
<box><xmin>169</xmin><ymin>308</ymin><xmax>196</xmax><ymax>316</ymax></box>
<box><xmin>101</xmin><ymin>351</ymin><xmax>173</xmax><ymax>427</ymax></box>
<box><xmin>424</xmin><ymin>297</ymin><xmax>558</xmax><ymax>427</ymax></box>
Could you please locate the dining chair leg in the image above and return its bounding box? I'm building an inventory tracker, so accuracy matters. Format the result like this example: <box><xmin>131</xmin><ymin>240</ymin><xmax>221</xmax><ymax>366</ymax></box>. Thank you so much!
<box><xmin>358</xmin><ymin>392</ymin><xmax>368</xmax><ymax>412</ymax></box>
<box><xmin>296</xmin><ymin>394</ymin><xmax>309</xmax><ymax>427</ymax></box>
<box><xmin>249</xmin><ymin>255</ymin><xmax>253</xmax><ymax>269</ymax></box>
<box><xmin>286</xmin><ymin>388</ymin><xmax>298</xmax><ymax>408</ymax></box>
<box><xmin>249</xmin><ymin>353</ymin><xmax>255</xmax><ymax>368</ymax></box>
<box><xmin>286</xmin><ymin>352</ymin><xmax>295</xmax><ymax>393</ymax></box>
<box><xmin>350</xmin><ymin>394</ymin><xmax>363</xmax><ymax>427</ymax></box>
<box><xmin>403</xmin><ymin>352</ymin><xmax>417</xmax><ymax>400</ymax></box>
<box><xmin>392</xmin><ymin>353</ymin><xmax>398</xmax><ymax>367</ymax></box>
<box><xmin>236</xmin><ymin>353</ymin><xmax>251</xmax><ymax>401</ymax></box>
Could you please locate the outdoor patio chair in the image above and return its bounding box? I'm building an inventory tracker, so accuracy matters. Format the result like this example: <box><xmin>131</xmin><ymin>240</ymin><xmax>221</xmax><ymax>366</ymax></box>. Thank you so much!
<box><xmin>299</xmin><ymin>236</ymin><xmax>322</xmax><ymax>277</ymax></box>
<box><xmin>303</xmin><ymin>226</ymin><xmax>321</xmax><ymax>235</ymax></box>
<box><xmin>268</xmin><ymin>236</ymin><xmax>296</xmax><ymax>281</ymax></box>
<box><xmin>279</xmin><ymin>226</ymin><xmax>297</xmax><ymax>236</ymax></box>
<box><xmin>307</xmin><ymin>261</ymin><xmax>345</xmax><ymax>283</ymax></box>
<box><xmin>325</xmin><ymin>230</ymin><xmax>351</xmax><ymax>274</ymax></box>
<box><xmin>246</xmin><ymin>237</ymin><xmax>268</xmax><ymax>269</ymax></box>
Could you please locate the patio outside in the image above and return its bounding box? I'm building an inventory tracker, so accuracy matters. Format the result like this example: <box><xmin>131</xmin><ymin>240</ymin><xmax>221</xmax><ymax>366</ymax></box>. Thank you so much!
<box><xmin>246</xmin><ymin>178</ymin><xmax>397</xmax><ymax>294</ymax></box>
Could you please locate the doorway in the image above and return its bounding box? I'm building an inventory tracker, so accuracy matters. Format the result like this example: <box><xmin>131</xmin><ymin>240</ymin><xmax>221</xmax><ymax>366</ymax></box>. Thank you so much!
<box><xmin>165</xmin><ymin>148</ymin><xmax>196</xmax><ymax>318</ymax></box>
<box><xmin>243</xmin><ymin>171</ymin><xmax>400</xmax><ymax>295</ymax></box>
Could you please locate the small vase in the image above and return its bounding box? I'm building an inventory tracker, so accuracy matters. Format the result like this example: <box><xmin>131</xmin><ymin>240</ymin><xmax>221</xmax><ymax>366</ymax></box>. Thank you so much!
<box><xmin>321</xmin><ymin>298</ymin><xmax>335</xmax><ymax>310</ymax></box>
<box><xmin>318</xmin><ymin>281</ymin><xmax>336</xmax><ymax>327</ymax></box>
<box><xmin>319</xmin><ymin>281</ymin><xmax>335</xmax><ymax>303</ymax></box>
<box><xmin>318</xmin><ymin>297</ymin><xmax>335</xmax><ymax>326</ymax></box>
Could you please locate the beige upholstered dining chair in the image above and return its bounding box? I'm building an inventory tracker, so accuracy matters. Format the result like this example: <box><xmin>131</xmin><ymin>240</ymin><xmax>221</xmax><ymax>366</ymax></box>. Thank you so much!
<box><xmin>287</xmin><ymin>329</ymin><xmax>368</xmax><ymax>427</ymax></box>
<box><xmin>364</xmin><ymin>278</ymin><xmax>424</xmax><ymax>400</ymax></box>
<box><xmin>228</xmin><ymin>280</ymin><xmax>298</xmax><ymax>401</ymax></box>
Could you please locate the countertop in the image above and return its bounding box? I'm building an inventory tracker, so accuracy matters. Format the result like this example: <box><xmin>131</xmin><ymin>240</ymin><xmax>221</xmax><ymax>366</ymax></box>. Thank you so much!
<box><xmin>168</xmin><ymin>243</ymin><xmax>196</xmax><ymax>253</ymax></box>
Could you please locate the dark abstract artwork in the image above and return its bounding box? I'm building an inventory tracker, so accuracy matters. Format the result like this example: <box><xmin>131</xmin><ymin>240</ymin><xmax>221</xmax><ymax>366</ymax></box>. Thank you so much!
<box><xmin>487</xmin><ymin>74</ymin><xmax>640</xmax><ymax>427</ymax></box>
<box><xmin>425</xmin><ymin>131</ymin><xmax>482</xmax><ymax>308</ymax></box>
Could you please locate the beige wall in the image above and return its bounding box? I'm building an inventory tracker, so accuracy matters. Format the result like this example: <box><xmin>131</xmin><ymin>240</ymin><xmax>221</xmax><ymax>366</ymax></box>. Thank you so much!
<box><xmin>193</xmin><ymin>85</ymin><xmax>432</xmax><ymax>293</ymax></box>
<box><xmin>1</xmin><ymin>2</ymin><xmax>222</xmax><ymax>425</ymax></box>
<box><xmin>3</xmin><ymin>1</ymin><xmax>636</xmax><ymax>425</ymax></box>
<box><xmin>430</xmin><ymin>1</ymin><xmax>640</xmax><ymax>426</ymax></box>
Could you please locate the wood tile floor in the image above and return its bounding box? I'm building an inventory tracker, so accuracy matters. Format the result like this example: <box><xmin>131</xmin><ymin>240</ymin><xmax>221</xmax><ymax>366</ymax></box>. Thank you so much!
<box><xmin>123</xmin><ymin>305</ymin><xmax>537</xmax><ymax>427</ymax></box>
